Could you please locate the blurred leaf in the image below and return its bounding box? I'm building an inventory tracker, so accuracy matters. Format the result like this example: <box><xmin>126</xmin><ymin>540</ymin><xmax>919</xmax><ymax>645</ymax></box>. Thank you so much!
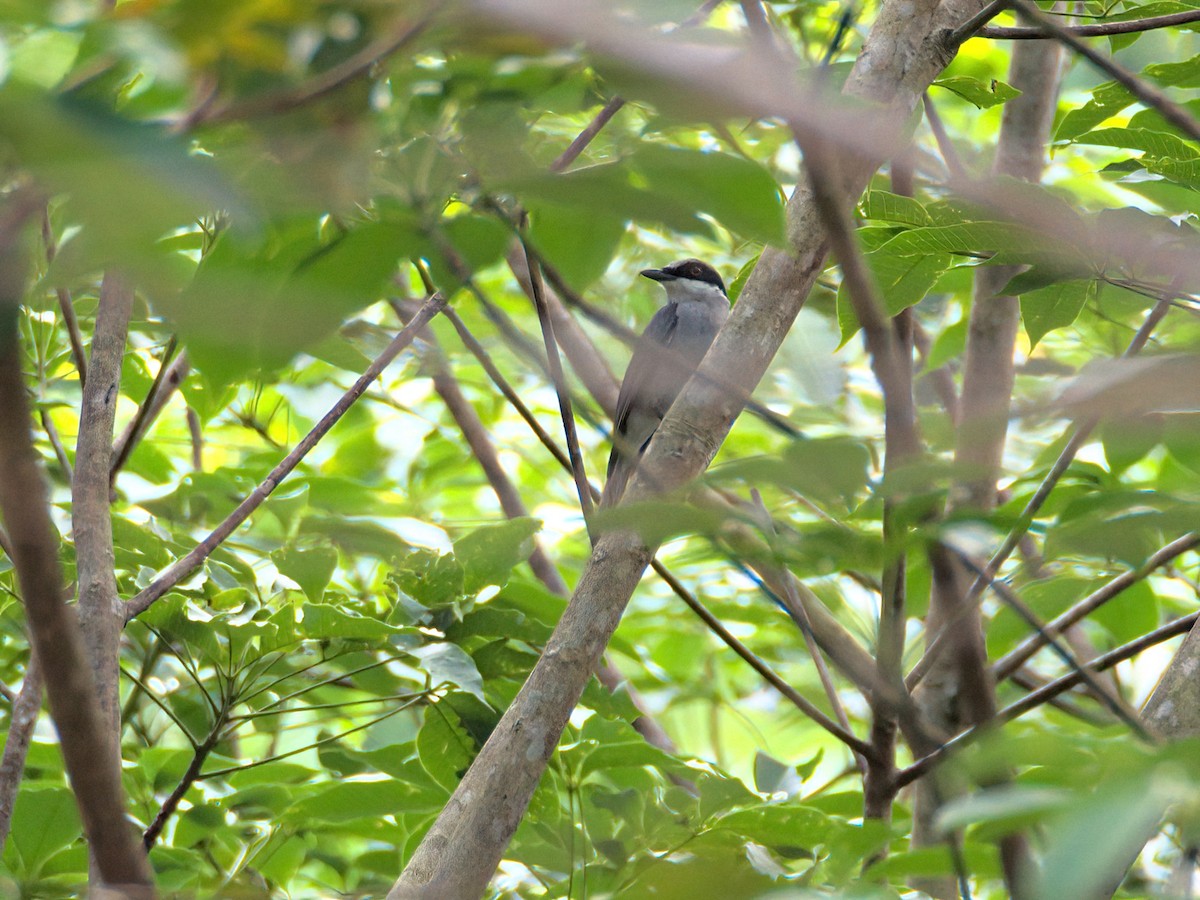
<box><xmin>527</xmin><ymin>202</ymin><xmax>625</xmax><ymax>291</ymax></box>
<box><xmin>631</xmin><ymin>145</ymin><xmax>787</xmax><ymax>245</ymax></box>
<box><xmin>4</xmin><ymin>788</ymin><xmax>81</xmax><ymax>875</ymax></box>
<box><xmin>417</xmin><ymin>702</ymin><xmax>474</xmax><ymax>792</ymax></box>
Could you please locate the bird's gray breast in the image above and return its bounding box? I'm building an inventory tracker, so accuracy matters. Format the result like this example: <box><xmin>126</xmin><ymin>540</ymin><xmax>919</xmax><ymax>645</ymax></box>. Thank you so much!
<box><xmin>646</xmin><ymin>299</ymin><xmax>728</xmax><ymax>414</ymax></box>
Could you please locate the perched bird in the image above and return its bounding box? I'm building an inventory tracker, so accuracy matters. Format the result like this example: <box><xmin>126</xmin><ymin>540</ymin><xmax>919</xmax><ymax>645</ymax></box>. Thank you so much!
<box><xmin>602</xmin><ymin>258</ymin><xmax>730</xmax><ymax>507</ymax></box>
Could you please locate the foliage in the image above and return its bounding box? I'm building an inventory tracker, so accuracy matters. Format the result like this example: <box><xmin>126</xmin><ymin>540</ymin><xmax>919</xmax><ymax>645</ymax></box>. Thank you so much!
<box><xmin>0</xmin><ymin>0</ymin><xmax>1199</xmax><ymax>898</ymax></box>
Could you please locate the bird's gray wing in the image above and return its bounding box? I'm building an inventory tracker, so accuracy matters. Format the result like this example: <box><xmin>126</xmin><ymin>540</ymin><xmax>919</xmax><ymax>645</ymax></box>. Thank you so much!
<box><xmin>602</xmin><ymin>304</ymin><xmax>684</xmax><ymax>508</ymax></box>
<box><xmin>608</xmin><ymin>302</ymin><xmax>680</xmax><ymax>479</ymax></box>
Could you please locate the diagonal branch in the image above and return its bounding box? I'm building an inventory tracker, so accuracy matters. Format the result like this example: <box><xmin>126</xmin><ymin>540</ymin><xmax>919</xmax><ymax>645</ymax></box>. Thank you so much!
<box><xmin>125</xmin><ymin>291</ymin><xmax>448</xmax><ymax>620</ymax></box>
<box><xmin>1007</xmin><ymin>0</ymin><xmax>1200</xmax><ymax>143</ymax></box>
<box><xmin>0</xmin><ymin>194</ymin><xmax>155</xmax><ymax>893</ymax></box>
<box><xmin>979</xmin><ymin>9</ymin><xmax>1200</xmax><ymax>40</ymax></box>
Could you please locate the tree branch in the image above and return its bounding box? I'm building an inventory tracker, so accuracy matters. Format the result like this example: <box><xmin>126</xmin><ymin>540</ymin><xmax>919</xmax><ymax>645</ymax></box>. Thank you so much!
<box><xmin>993</xmin><ymin>532</ymin><xmax>1200</xmax><ymax>682</ymax></box>
<box><xmin>0</xmin><ymin>198</ymin><xmax>155</xmax><ymax>893</ymax></box>
<box><xmin>125</xmin><ymin>291</ymin><xmax>448</xmax><ymax>620</ymax></box>
<box><xmin>0</xmin><ymin>657</ymin><xmax>41</xmax><ymax>853</ymax></box>
<box><xmin>1007</xmin><ymin>0</ymin><xmax>1200</xmax><ymax>143</ymax></box>
<box><xmin>111</xmin><ymin>342</ymin><xmax>188</xmax><ymax>482</ymax></box>
<box><xmin>41</xmin><ymin>209</ymin><xmax>87</xmax><ymax>387</ymax></box>
<box><xmin>391</xmin><ymin>0</ymin><xmax>990</xmax><ymax>890</ymax></box>
<box><xmin>978</xmin><ymin>9</ymin><xmax>1200</xmax><ymax>39</ymax></box>
<box><xmin>74</xmin><ymin>271</ymin><xmax>133</xmax><ymax>733</ymax></box>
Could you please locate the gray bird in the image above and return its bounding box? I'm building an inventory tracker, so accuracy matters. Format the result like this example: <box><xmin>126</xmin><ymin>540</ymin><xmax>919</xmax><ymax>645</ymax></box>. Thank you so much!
<box><xmin>602</xmin><ymin>258</ymin><xmax>730</xmax><ymax>507</ymax></box>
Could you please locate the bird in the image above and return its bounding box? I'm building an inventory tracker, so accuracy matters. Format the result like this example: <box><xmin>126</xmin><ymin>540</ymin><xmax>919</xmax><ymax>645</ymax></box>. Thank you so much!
<box><xmin>601</xmin><ymin>258</ymin><xmax>731</xmax><ymax>507</ymax></box>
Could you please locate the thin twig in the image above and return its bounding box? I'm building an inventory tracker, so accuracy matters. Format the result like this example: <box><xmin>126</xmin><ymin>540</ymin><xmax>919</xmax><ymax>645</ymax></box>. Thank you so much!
<box><xmin>979</xmin><ymin>9</ymin><xmax>1200</xmax><ymax>39</ymax></box>
<box><xmin>649</xmin><ymin>559</ymin><xmax>878</xmax><ymax>761</ymax></box>
<box><xmin>40</xmin><ymin>210</ymin><xmax>87</xmax><ymax>387</ymax></box>
<box><xmin>111</xmin><ymin>339</ymin><xmax>185</xmax><ymax>481</ymax></box>
<box><xmin>1008</xmin><ymin>0</ymin><xmax>1200</xmax><ymax>143</ymax></box>
<box><xmin>550</xmin><ymin>98</ymin><xmax>627</xmax><ymax>173</ymax></box>
<box><xmin>436</xmin><ymin>303</ymin><xmax>574</xmax><ymax>474</ymax></box>
<box><xmin>38</xmin><ymin>409</ymin><xmax>72</xmax><ymax>482</ymax></box>
<box><xmin>522</xmin><ymin>237</ymin><xmax>595</xmax><ymax>522</ymax></box>
<box><xmin>947</xmin><ymin>0</ymin><xmax>1010</xmax><ymax>44</ymax></box>
<box><xmin>948</xmin><ymin>547</ymin><xmax>1151</xmax><ymax>740</ymax></box>
<box><xmin>898</xmin><ymin>612</ymin><xmax>1198</xmax><ymax>788</ymax></box>
<box><xmin>922</xmin><ymin>94</ymin><xmax>967</xmax><ymax>179</ymax></box>
<box><xmin>993</xmin><ymin>532</ymin><xmax>1200</xmax><ymax>682</ymax></box>
<box><xmin>750</xmin><ymin>490</ymin><xmax>863</xmax><ymax>769</ymax></box>
<box><xmin>125</xmin><ymin>291</ymin><xmax>448</xmax><ymax>620</ymax></box>
<box><xmin>907</xmin><ymin>292</ymin><xmax>1175</xmax><ymax>689</ymax></box>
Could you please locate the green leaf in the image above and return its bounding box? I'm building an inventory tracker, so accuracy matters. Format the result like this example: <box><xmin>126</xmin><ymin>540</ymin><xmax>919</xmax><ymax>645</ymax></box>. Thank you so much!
<box><xmin>1091</xmin><ymin>579</ymin><xmax>1158</xmax><ymax>646</ymax></box>
<box><xmin>860</xmin><ymin>190</ymin><xmax>934</xmax><ymax>226</ymax></box>
<box><xmin>1020</xmin><ymin>279</ymin><xmax>1094</xmax><ymax>349</ymax></box>
<box><xmin>837</xmin><ymin>250</ymin><xmax>949</xmax><ymax>344</ymax></box>
<box><xmin>728</xmin><ymin>252</ymin><xmax>760</xmax><ymax>302</ymax></box>
<box><xmin>1032</xmin><ymin>770</ymin><xmax>1175</xmax><ymax>900</ymax></box>
<box><xmin>0</xmin><ymin>81</ymin><xmax>244</xmax><ymax>291</ymax></box>
<box><xmin>1073</xmin><ymin>127</ymin><xmax>1200</xmax><ymax>160</ymax></box>
<box><xmin>453</xmin><ymin>518</ymin><xmax>541</xmax><ymax>593</ymax></box>
<box><xmin>5</xmin><ymin>788</ymin><xmax>81</xmax><ymax>875</ymax></box>
<box><xmin>933</xmin><ymin>76</ymin><xmax>1021</xmax><ymax>109</ymax></box>
<box><xmin>527</xmin><ymin>203</ymin><xmax>626</xmax><ymax>291</ymax></box>
<box><xmin>631</xmin><ymin>145</ymin><xmax>787</xmax><ymax>245</ymax></box>
<box><xmin>285</xmin><ymin>780</ymin><xmax>422</xmax><ymax>824</ymax></box>
<box><xmin>412</xmin><ymin>643</ymin><xmax>485</xmax><ymax>700</ymax></box>
<box><xmin>163</xmin><ymin>218</ymin><xmax>418</xmax><ymax>381</ymax></box>
<box><xmin>300</xmin><ymin>603</ymin><xmax>406</xmax><ymax>640</ymax></box>
<box><xmin>272</xmin><ymin>546</ymin><xmax>338</xmax><ymax>602</ymax></box>
<box><xmin>1056</xmin><ymin>81</ymin><xmax>1134</xmax><ymax>141</ymax></box>
<box><xmin>417</xmin><ymin>703</ymin><xmax>474</xmax><ymax>792</ymax></box>
<box><xmin>925</xmin><ymin>317</ymin><xmax>968</xmax><ymax>371</ymax></box>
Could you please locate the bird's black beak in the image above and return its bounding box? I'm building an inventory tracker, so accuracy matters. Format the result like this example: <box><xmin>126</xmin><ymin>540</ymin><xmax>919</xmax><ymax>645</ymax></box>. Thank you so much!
<box><xmin>640</xmin><ymin>268</ymin><xmax>675</xmax><ymax>283</ymax></box>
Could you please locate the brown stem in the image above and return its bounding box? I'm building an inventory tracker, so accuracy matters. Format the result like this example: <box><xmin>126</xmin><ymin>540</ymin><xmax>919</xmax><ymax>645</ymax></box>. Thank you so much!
<box><xmin>74</xmin><ymin>272</ymin><xmax>133</xmax><ymax>735</ymax></box>
<box><xmin>993</xmin><ymin>532</ymin><xmax>1200</xmax><ymax>682</ymax></box>
<box><xmin>111</xmin><ymin>343</ymin><xmax>188</xmax><ymax>482</ymax></box>
<box><xmin>1008</xmin><ymin>0</ymin><xmax>1200</xmax><ymax>143</ymax></box>
<box><xmin>522</xmin><ymin>240</ymin><xmax>594</xmax><ymax>522</ymax></box>
<box><xmin>0</xmin><ymin>251</ymin><xmax>155</xmax><ymax>893</ymax></box>
<box><xmin>0</xmin><ymin>657</ymin><xmax>42</xmax><ymax>852</ymax></box>
<box><xmin>979</xmin><ymin>8</ymin><xmax>1200</xmax><ymax>39</ymax></box>
<box><xmin>41</xmin><ymin>210</ymin><xmax>88</xmax><ymax>387</ymax></box>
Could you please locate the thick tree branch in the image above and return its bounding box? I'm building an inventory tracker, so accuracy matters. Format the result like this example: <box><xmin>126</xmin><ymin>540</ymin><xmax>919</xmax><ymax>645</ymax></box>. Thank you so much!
<box><xmin>392</xmin><ymin>0</ymin><xmax>982</xmax><ymax>890</ymax></box>
<box><xmin>75</xmin><ymin>271</ymin><xmax>133</xmax><ymax>734</ymax></box>
<box><xmin>0</xmin><ymin>201</ymin><xmax>155</xmax><ymax>893</ymax></box>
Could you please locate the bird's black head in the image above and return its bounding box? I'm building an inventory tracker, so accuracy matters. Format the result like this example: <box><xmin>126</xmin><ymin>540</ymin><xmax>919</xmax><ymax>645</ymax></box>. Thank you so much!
<box><xmin>641</xmin><ymin>258</ymin><xmax>727</xmax><ymax>296</ymax></box>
